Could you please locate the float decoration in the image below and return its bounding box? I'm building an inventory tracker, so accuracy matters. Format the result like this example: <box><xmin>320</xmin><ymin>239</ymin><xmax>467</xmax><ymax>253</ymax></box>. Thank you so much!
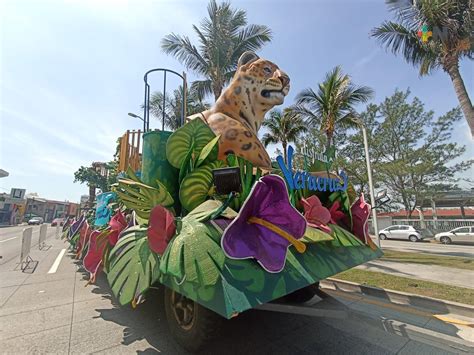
<box><xmin>301</xmin><ymin>195</ymin><xmax>332</xmax><ymax>233</ymax></box>
<box><xmin>107</xmin><ymin>225</ymin><xmax>161</xmax><ymax>305</ymax></box>
<box><xmin>147</xmin><ymin>205</ymin><xmax>176</xmax><ymax>254</ymax></box>
<box><xmin>159</xmin><ymin>205</ymin><xmax>227</xmax><ymax>286</ymax></box>
<box><xmin>222</xmin><ymin>175</ymin><xmax>307</xmax><ymax>273</ymax></box>
<box><xmin>114</xmin><ymin>167</ymin><xmax>174</xmax><ymax>220</ymax></box>
<box><xmin>165</xmin><ymin>118</ymin><xmax>218</xmax><ymax>170</ymax></box>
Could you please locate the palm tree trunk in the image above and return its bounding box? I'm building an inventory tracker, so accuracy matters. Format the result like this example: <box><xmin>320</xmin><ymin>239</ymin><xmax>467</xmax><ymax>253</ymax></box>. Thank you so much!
<box><xmin>282</xmin><ymin>142</ymin><xmax>288</xmax><ymax>164</ymax></box>
<box><xmin>445</xmin><ymin>59</ymin><xmax>474</xmax><ymax>136</ymax></box>
<box><xmin>213</xmin><ymin>80</ymin><xmax>223</xmax><ymax>101</ymax></box>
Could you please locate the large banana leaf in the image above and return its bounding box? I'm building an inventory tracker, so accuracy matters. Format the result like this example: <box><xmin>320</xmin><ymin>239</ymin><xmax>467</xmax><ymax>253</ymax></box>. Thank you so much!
<box><xmin>159</xmin><ymin>212</ymin><xmax>225</xmax><ymax>286</ymax></box>
<box><xmin>107</xmin><ymin>226</ymin><xmax>161</xmax><ymax>305</ymax></box>
<box><xmin>114</xmin><ymin>177</ymin><xmax>174</xmax><ymax>220</ymax></box>
<box><xmin>166</xmin><ymin>118</ymin><xmax>218</xmax><ymax>169</ymax></box>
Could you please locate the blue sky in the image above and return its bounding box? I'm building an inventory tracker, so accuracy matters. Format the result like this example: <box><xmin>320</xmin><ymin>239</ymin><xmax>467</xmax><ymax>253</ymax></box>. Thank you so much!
<box><xmin>1</xmin><ymin>0</ymin><xmax>472</xmax><ymax>202</ymax></box>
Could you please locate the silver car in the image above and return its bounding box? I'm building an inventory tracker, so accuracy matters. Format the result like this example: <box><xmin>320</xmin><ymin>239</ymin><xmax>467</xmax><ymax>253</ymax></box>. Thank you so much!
<box><xmin>434</xmin><ymin>226</ymin><xmax>474</xmax><ymax>244</ymax></box>
<box><xmin>378</xmin><ymin>225</ymin><xmax>424</xmax><ymax>242</ymax></box>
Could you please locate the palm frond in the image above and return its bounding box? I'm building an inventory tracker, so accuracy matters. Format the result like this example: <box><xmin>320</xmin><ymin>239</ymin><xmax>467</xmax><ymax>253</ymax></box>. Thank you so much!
<box><xmin>161</xmin><ymin>34</ymin><xmax>209</xmax><ymax>75</ymax></box>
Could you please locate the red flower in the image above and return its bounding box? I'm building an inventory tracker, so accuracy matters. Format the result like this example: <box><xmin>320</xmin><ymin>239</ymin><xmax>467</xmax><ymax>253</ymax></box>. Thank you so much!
<box><xmin>301</xmin><ymin>195</ymin><xmax>331</xmax><ymax>233</ymax></box>
<box><xmin>329</xmin><ymin>201</ymin><xmax>346</xmax><ymax>225</ymax></box>
<box><xmin>147</xmin><ymin>205</ymin><xmax>176</xmax><ymax>254</ymax></box>
<box><xmin>108</xmin><ymin>211</ymin><xmax>127</xmax><ymax>246</ymax></box>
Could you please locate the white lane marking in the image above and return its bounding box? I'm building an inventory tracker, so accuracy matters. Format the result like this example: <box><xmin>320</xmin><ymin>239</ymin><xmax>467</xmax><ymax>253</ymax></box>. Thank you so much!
<box><xmin>48</xmin><ymin>248</ymin><xmax>66</xmax><ymax>274</ymax></box>
<box><xmin>0</xmin><ymin>237</ymin><xmax>18</xmax><ymax>243</ymax></box>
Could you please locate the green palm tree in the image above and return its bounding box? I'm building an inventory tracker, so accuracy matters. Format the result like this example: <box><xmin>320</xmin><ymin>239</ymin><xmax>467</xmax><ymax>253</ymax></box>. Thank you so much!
<box><xmin>262</xmin><ymin>108</ymin><xmax>308</xmax><ymax>164</ymax></box>
<box><xmin>372</xmin><ymin>0</ymin><xmax>474</xmax><ymax>135</ymax></box>
<box><xmin>147</xmin><ymin>86</ymin><xmax>210</xmax><ymax>131</ymax></box>
<box><xmin>161</xmin><ymin>0</ymin><xmax>272</xmax><ymax>101</ymax></box>
<box><xmin>294</xmin><ymin>66</ymin><xmax>374</xmax><ymax>149</ymax></box>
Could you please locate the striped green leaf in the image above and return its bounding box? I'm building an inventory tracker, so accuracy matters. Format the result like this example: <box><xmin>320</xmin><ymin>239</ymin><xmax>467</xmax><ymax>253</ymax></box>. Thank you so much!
<box><xmin>166</xmin><ymin>119</ymin><xmax>217</xmax><ymax>169</ymax></box>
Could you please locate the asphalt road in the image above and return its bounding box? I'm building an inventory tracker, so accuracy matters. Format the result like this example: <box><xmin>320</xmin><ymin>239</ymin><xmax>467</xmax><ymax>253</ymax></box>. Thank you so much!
<box><xmin>1</xmin><ymin>228</ymin><xmax>472</xmax><ymax>353</ymax></box>
<box><xmin>371</xmin><ymin>238</ymin><xmax>474</xmax><ymax>258</ymax></box>
<box><xmin>0</xmin><ymin>225</ymin><xmax>58</xmax><ymax>265</ymax></box>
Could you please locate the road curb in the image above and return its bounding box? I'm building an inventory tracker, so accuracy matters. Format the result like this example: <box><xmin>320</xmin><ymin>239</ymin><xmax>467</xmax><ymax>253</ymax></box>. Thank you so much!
<box><xmin>321</xmin><ymin>278</ymin><xmax>474</xmax><ymax>319</ymax></box>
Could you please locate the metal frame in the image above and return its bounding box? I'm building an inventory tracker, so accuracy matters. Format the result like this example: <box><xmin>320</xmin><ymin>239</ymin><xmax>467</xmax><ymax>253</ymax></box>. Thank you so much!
<box><xmin>143</xmin><ymin>69</ymin><xmax>187</xmax><ymax>132</ymax></box>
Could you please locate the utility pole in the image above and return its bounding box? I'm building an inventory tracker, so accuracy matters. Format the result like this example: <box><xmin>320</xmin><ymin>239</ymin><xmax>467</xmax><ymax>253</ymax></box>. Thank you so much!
<box><xmin>352</xmin><ymin>116</ymin><xmax>381</xmax><ymax>248</ymax></box>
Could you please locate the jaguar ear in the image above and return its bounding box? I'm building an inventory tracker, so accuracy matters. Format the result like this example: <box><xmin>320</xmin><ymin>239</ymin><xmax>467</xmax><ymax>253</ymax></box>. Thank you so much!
<box><xmin>238</xmin><ymin>51</ymin><xmax>259</xmax><ymax>68</ymax></box>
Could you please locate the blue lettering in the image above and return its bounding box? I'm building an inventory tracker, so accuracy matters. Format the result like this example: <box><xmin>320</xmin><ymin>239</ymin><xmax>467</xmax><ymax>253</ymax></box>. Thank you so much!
<box><xmin>308</xmin><ymin>175</ymin><xmax>317</xmax><ymax>190</ymax></box>
<box><xmin>277</xmin><ymin>145</ymin><xmax>349</xmax><ymax>193</ymax></box>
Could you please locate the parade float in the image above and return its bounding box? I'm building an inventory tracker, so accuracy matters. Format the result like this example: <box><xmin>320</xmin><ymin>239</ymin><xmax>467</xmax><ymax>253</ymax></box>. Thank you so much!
<box><xmin>62</xmin><ymin>51</ymin><xmax>382</xmax><ymax>351</ymax></box>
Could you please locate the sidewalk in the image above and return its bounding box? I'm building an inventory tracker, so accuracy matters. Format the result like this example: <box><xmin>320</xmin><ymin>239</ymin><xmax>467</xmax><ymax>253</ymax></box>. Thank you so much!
<box><xmin>356</xmin><ymin>260</ymin><xmax>474</xmax><ymax>289</ymax></box>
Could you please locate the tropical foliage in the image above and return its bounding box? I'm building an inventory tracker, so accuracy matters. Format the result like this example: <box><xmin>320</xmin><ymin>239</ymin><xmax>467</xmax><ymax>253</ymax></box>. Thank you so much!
<box><xmin>161</xmin><ymin>0</ymin><xmax>272</xmax><ymax>100</ymax></box>
<box><xmin>147</xmin><ymin>86</ymin><xmax>210</xmax><ymax>130</ymax></box>
<box><xmin>372</xmin><ymin>0</ymin><xmax>474</xmax><ymax>135</ymax></box>
<box><xmin>261</xmin><ymin>108</ymin><xmax>307</xmax><ymax>164</ymax></box>
<box><xmin>294</xmin><ymin>66</ymin><xmax>373</xmax><ymax>149</ymax></box>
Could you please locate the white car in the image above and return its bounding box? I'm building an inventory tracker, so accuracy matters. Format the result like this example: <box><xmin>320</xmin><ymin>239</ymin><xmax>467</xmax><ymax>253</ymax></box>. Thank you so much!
<box><xmin>434</xmin><ymin>226</ymin><xmax>474</xmax><ymax>244</ymax></box>
<box><xmin>378</xmin><ymin>225</ymin><xmax>424</xmax><ymax>242</ymax></box>
<box><xmin>28</xmin><ymin>217</ymin><xmax>44</xmax><ymax>225</ymax></box>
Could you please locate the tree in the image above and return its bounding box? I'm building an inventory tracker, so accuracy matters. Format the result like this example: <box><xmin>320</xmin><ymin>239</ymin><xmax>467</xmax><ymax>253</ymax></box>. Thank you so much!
<box><xmin>161</xmin><ymin>0</ymin><xmax>272</xmax><ymax>101</ymax></box>
<box><xmin>294</xmin><ymin>66</ymin><xmax>374</xmax><ymax>149</ymax></box>
<box><xmin>261</xmin><ymin>108</ymin><xmax>307</xmax><ymax>164</ymax></box>
<box><xmin>73</xmin><ymin>162</ymin><xmax>117</xmax><ymax>206</ymax></box>
<box><xmin>147</xmin><ymin>86</ymin><xmax>210</xmax><ymax>130</ymax></box>
<box><xmin>366</xmin><ymin>89</ymin><xmax>472</xmax><ymax>217</ymax></box>
<box><xmin>372</xmin><ymin>0</ymin><xmax>474</xmax><ymax>135</ymax></box>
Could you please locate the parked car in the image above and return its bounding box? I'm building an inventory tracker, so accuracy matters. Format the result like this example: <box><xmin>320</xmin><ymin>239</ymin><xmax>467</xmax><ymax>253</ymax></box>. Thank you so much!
<box><xmin>28</xmin><ymin>217</ymin><xmax>44</xmax><ymax>225</ymax></box>
<box><xmin>434</xmin><ymin>226</ymin><xmax>474</xmax><ymax>244</ymax></box>
<box><xmin>378</xmin><ymin>225</ymin><xmax>426</xmax><ymax>242</ymax></box>
<box><xmin>51</xmin><ymin>218</ymin><xmax>65</xmax><ymax>226</ymax></box>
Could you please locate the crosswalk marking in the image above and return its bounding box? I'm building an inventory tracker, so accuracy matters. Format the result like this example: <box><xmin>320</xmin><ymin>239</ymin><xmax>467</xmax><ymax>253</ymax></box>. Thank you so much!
<box><xmin>48</xmin><ymin>248</ymin><xmax>66</xmax><ymax>274</ymax></box>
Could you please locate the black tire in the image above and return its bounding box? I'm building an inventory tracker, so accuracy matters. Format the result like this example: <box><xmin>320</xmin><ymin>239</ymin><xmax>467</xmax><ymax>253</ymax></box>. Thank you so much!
<box><xmin>409</xmin><ymin>235</ymin><xmax>419</xmax><ymax>242</ymax></box>
<box><xmin>164</xmin><ymin>287</ymin><xmax>224</xmax><ymax>352</ymax></box>
<box><xmin>440</xmin><ymin>236</ymin><xmax>452</xmax><ymax>245</ymax></box>
<box><xmin>379</xmin><ymin>234</ymin><xmax>387</xmax><ymax>240</ymax></box>
<box><xmin>284</xmin><ymin>282</ymin><xmax>320</xmax><ymax>303</ymax></box>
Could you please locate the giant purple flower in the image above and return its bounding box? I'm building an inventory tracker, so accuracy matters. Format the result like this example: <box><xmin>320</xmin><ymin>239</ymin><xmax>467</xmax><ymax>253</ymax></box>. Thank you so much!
<box><xmin>221</xmin><ymin>175</ymin><xmax>307</xmax><ymax>273</ymax></box>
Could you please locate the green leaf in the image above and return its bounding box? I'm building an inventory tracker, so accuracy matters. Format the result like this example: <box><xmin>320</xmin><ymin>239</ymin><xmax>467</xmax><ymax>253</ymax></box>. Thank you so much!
<box><xmin>107</xmin><ymin>226</ymin><xmax>161</xmax><ymax>306</ymax></box>
<box><xmin>179</xmin><ymin>160</ymin><xmax>223</xmax><ymax>212</ymax></box>
<box><xmin>196</xmin><ymin>135</ymin><xmax>220</xmax><ymax>167</ymax></box>
<box><xmin>166</xmin><ymin>119</ymin><xmax>217</xmax><ymax>169</ymax></box>
<box><xmin>159</xmin><ymin>215</ymin><xmax>225</xmax><ymax>286</ymax></box>
<box><xmin>114</xmin><ymin>178</ymin><xmax>174</xmax><ymax>220</ymax></box>
<box><xmin>302</xmin><ymin>226</ymin><xmax>334</xmax><ymax>243</ymax></box>
<box><xmin>186</xmin><ymin>200</ymin><xmax>237</xmax><ymax>222</ymax></box>
<box><xmin>179</xmin><ymin>145</ymin><xmax>194</xmax><ymax>185</ymax></box>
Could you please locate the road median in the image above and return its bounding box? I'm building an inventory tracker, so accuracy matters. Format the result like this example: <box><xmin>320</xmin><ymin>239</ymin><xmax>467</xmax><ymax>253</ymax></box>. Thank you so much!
<box><xmin>321</xmin><ymin>277</ymin><xmax>474</xmax><ymax>319</ymax></box>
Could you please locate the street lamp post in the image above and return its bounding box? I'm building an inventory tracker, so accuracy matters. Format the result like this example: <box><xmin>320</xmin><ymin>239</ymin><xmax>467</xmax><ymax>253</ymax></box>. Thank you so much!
<box><xmin>128</xmin><ymin>113</ymin><xmax>145</xmax><ymax>131</ymax></box>
<box><xmin>352</xmin><ymin>117</ymin><xmax>381</xmax><ymax>248</ymax></box>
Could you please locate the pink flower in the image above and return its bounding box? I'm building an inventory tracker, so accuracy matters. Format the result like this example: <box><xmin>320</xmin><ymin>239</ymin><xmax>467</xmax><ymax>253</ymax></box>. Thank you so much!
<box><xmin>350</xmin><ymin>194</ymin><xmax>371</xmax><ymax>244</ymax></box>
<box><xmin>300</xmin><ymin>195</ymin><xmax>331</xmax><ymax>233</ymax></box>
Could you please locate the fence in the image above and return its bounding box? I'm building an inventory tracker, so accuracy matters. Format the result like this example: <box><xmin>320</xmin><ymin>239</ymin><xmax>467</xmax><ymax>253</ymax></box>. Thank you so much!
<box><xmin>118</xmin><ymin>130</ymin><xmax>142</xmax><ymax>172</ymax></box>
<box><xmin>370</xmin><ymin>218</ymin><xmax>474</xmax><ymax>234</ymax></box>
